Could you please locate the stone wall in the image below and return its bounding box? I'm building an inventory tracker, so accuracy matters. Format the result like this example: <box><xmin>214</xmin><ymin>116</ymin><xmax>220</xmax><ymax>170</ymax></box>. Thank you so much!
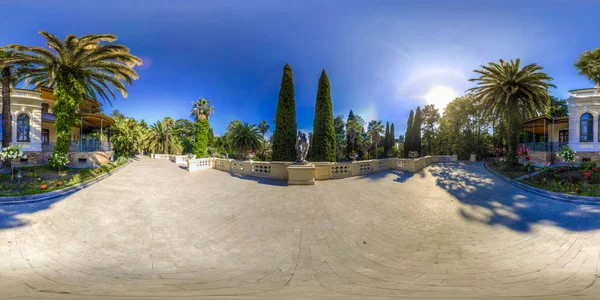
<box><xmin>18</xmin><ymin>151</ymin><xmax>44</xmax><ymax>165</ymax></box>
<box><xmin>68</xmin><ymin>151</ymin><xmax>114</xmax><ymax>167</ymax></box>
<box><xmin>529</xmin><ymin>151</ymin><xmax>552</xmax><ymax>164</ymax></box>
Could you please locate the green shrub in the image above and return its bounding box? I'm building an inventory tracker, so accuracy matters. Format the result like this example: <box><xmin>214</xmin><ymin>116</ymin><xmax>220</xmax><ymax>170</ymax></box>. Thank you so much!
<box><xmin>579</xmin><ymin>161</ymin><xmax>596</xmax><ymax>172</ymax></box>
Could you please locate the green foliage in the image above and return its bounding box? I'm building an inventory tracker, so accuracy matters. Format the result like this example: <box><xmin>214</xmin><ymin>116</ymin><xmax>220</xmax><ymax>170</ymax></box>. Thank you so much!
<box><xmin>367</xmin><ymin>120</ymin><xmax>384</xmax><ymax>158</ymax></box>
<box><xmin>411</xmin><ymin>107</ymin><xmax>422</xmax><ymax>157</ymax></box>
<box><xmin>384</xmin><ymin>122</ymin><xmax>390</xmax><ymax>156</ymax></box>
<box><xmin>389</xmin><ymin>123</ymin><xmax>395</xmax><ymax>155</ymax></box>
<box><xmin>579</xmin><ymin>161</ymin><xmax>597</xmax><ymax>172</ymax></box>
<box><xmin>311</xmin><ymin>69</ymin><xmax>336</xmax><ymax>162</ymax></box>
<box><xmin>194</xmin><ymin>119</ymin><xmax>209</xmax><ymax>158</ymax></box>
<box><xmin>230</xmin><ymin>123</ymin><xmax>263</xmax><ymax>157</ymax></box>
<box><xmin>53</xmin><ymin>76</ymin><xmax>84</xmax><ymax>155</ymax></box>
<box><xmin>404</xmin><ymin>110</ymin><xmax>414</xmax><ymax>157</ymax></box>
<box><xmin>272</xmin><ymin>64</ymin><xmax>297</xmax><ymax>161</ymax></box>
<box><xmin>421</xmin><ymin>105</ymin><xmax>440</xmax><ymax>156</ymax></box>
<box><xmin>191</xmin><ymin>98</ymin><xmax>214</xmax><ymax>121</ymax></box>
<box><xmin>469</xmin><ymin>58</ymin><xmax>554</xmax><ymax>164</ymax></box>
<box><xmin>575</xmin><ymin>47</ymin><xmax>600</xmax><ymax>86</ymax></box>
<box><xmin>546</xmin><ymin>96</ymin><xmax>568</xmax><ymax>117</ymax></box>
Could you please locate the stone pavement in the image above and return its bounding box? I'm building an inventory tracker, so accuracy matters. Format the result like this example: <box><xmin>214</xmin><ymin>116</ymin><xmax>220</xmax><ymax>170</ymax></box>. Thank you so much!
<box><xmin>1</xmin><ymin>156</ymin><xmax>600</xmax><ymax>299</ymax></box>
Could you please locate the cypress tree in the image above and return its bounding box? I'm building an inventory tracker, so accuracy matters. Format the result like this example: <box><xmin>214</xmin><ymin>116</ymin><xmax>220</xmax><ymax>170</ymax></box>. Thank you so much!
<box><xmin>404</xmin><ymin>110</ymin><xmax>414</xmax><ymax>157</ymax></box>
<box><xmin>390</xmin><ymin>123</ymin><xmax>395</xmax><ymax>153</ymax></box>
<box><xmin>311</xmin><ymin>69</ymin><xmax>336</xmax><ymax>162</ymax></box>
<box><xmin>346</xmin><ymin>110</ymin><xmax>357</xmax><ymax>155</ymax></box>
<box><xmin>412</xmin><ymin>106</ymin><xmax>422</xmax><ymax>156</ymax></box>
<box><xmin>271</xmin><ymin>64</ymin><xmax>297</xmax><ymax>161</ymax></box>
<box><xmin>384</xmin><ymin>122</ymin><xmax>390</xmax><ymax>156</ymax></box>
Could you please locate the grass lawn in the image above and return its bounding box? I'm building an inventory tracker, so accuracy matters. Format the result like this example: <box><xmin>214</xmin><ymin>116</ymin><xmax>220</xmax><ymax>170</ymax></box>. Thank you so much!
<box><xmin>519</xmin><ymin>165</ymin><xmax>600</xmax><ymax>196</ymax></box>
<box><xmin>0</xmin><ymin>157</ymin><xmax>129</xmax><ymax>197</ymax></box>
<box><xmin>485</xmin><ymin>160</ymin><xmax>531</xmax><ymax>179</ymax></box>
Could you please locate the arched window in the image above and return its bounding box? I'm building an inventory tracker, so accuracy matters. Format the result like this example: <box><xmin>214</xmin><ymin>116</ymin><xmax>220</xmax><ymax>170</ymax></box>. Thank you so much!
<box><xmin>16</xmin><ymin>114</ymin><xmax>30</xmax><ymax>142</ymax></box>
<box><xmin>580</xmin><ymin>113</ymin><xmax>593</xmax><ymax>142</ymax></box>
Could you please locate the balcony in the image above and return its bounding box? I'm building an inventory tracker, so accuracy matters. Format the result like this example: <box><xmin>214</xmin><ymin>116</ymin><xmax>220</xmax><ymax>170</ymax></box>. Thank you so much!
<box><xmin>42</xmin><ymin>141</ymin><xmax>112</xmax><ymax>152</ymax></box>
<box><xmin>0</xmin><ymin>88</ymin><xmax>42</xmax><ymax>99</ymax></box>
<box><xmin>568</xmin><ymin>88</ymin><xmax>600</xmax><ymax>98</ymax></box>
<box><xmin>523</xmin><ymin>142</ymin><xmax>569</xmax><ymax>152</ymax></box>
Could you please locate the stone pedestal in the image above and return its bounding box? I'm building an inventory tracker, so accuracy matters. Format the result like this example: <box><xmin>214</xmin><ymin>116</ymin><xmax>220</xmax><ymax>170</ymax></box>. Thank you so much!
<box><xmin>470</xmin><ymin>154</ymin><xmax>476</xmax><ymax>162</ymax></box>
<box><xmin>287</xmin><ymin>164</ymin><xmax>315</xmax><ymax>185</ymax></box>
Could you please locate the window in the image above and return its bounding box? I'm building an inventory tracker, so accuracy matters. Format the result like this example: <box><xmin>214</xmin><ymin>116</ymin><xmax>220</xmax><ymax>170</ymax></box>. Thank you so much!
<box><xmin>16</xmin><ymin>114</ymin><xmax>30</xmax><ymax>142</ymax></box>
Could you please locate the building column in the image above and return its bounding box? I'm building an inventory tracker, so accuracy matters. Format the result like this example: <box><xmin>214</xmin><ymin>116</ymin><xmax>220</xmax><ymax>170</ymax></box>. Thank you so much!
<box><xmin>543</xmin><ymin>118</ymin><xmax>546</xmax><ymax>151</ymax></box>
<box><xmin>100</xmin><ymin>118</ymin><xmax>103</xmax><ymax>151</ymax></box>
<box><xmin>80</xmin><ymin>116</ymin><xmax>83</xmax><ymax>152</ymax></box>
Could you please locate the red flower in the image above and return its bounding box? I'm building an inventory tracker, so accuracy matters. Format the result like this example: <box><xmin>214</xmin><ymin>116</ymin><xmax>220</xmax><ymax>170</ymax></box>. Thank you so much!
<box><xmin>584</xmin><ymin>172</ymin><xmax>591</xmax><ymax>178</ymax></box>
<box><xmin>575</xmin><ymin>188</ymin><xmax>580</xmax><ymax>193</ymax></box>
<box><xmin>593</xmin><ymin>167</ymin><xmax>598</xmax><ymax>172</ymax></box>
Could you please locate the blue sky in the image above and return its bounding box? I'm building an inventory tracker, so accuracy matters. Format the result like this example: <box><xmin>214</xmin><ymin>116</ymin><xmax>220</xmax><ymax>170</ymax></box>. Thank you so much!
<box><xmin>2</xmin><ymin>0</ymin><xmax>599</xmax><ymax>136</ymax></box>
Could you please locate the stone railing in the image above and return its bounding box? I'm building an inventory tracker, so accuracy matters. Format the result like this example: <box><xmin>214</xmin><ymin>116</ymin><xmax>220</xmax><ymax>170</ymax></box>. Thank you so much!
<box><xmin>189</xmin><ymin>155</ymin><xmax>458</xmax><ymax>184</ymax></box>
<box><xmin>187</xmin><ymin>158</ymin><xmax>213</xmax><ymax>171</ymax></box>
<box><xmin>569</xmin><ymin>88</ymin><xmax>600</xmax><ymax>97</ymax></box>
<box><xmin>172</xmin><ymin>155</ymin><xmax>195</xmax><ymax>165</ymax></box>
<box><xmin>151</xmin><ymin>154</ymin><xmax>171</xmax><ymax>160</ymax></box>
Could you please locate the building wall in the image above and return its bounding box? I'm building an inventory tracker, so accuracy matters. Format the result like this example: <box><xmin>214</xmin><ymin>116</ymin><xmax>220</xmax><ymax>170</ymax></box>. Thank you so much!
<box><xmin>567</xmin><ymin>95</ymin><xmax>600</xmax><ymax>152</ymax></box>
<box><xmin>0</xmin><ymin>94</ymin><xmax>43</xmax><ymax>151</ymax></box>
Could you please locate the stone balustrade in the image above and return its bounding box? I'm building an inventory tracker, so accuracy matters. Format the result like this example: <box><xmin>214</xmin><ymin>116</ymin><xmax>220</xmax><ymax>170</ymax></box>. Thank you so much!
<box><xmin>151</xmin><ymin>154</ymin><xmax>171</xmax><ymax>160</ymax></box>
<box><xmin>186</xmin><ymin>155</ymin><xmax>458</xmax><ymax>184</ymax></box>
<box><xmin>172</xmin><ymin>155</ymin><xmax>195</xmax><ymax>165</ymax></box>
<box><xmin>187</xmin><ymin>158</ymin><xmax>213</xmax><ymax>171</ymax></box>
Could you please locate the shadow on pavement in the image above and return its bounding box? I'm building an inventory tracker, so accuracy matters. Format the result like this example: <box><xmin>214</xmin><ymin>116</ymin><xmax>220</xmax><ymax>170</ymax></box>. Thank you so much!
<box><xmin>429</xmin><ymin>162</ymin><xmax>600</xmax><ymax>233</ymax></box>
<box><xmin>228</xmin><ymin>173</ymin><xmax>288</xmax><ymax>186</ymax></box>
<box><xmin>0</xmin><ymin>197</ymin><xmax>65</xmax><ymax>230</ymax></box>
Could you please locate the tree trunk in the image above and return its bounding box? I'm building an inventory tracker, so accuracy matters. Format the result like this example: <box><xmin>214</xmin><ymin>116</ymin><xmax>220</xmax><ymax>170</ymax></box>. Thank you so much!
<box><xmin>130</xmin><ymin>129</ymin><xmax>134</xmax><ymax>156</ymax></box>
<box><xmin>165</xmin><ymin>127</ymin><xmax>169</xmax><ymax>155</ymax></box>
<box><xmin>2</xmin><ymin>67</ymin><xmax>12</xmax><ymax>148</ymax></box>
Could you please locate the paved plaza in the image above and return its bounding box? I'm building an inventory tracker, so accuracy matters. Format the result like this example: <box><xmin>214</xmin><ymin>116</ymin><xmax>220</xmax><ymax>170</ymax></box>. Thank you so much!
<box><xmin>1</xmin><ymin>156</ymin><xmax>600</xmax><ymax>299</ymax></box>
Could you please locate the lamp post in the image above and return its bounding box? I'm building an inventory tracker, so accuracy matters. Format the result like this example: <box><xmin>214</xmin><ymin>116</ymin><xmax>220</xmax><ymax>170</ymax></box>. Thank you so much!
<box><xmin>17</xmin><ymin>171</ymin><xmax>22</xmax><ymax>193</ymax></box>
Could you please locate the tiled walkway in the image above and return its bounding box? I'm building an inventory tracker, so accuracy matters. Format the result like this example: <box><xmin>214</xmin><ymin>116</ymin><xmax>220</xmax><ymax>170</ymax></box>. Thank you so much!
<box><xmin>1</xmin><ymin>156</ymin><xmax>600</xmax><ymax>299</ymax></box>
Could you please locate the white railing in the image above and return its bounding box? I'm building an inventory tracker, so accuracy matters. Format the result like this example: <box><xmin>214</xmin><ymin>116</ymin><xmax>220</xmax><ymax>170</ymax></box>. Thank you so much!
<box><xmin>187</xmin><ymin>158</ymin><xmax>213</xmax><ymax>171</ymax></box>
<box><xmin>152</xmin><ymin>154</ymin><xmax>170</xmax><ymax>160</ymax></box>
<box><xmin>188</xmin><ymin>155</ymin><xmax>458</xmax><ymax>181</ymax></box>
<box><xmin>569</xmin><ymin>88</ymin><xmax>600</xmax><ymax>97</ymax></box>
<box><xmin>172</xmin><ymin>155</ymin><xmax>195</xmax><ymax>165</ymax></box>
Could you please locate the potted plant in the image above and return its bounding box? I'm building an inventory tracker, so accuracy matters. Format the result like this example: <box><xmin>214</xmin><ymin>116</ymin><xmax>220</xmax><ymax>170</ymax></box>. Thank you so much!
<box><xmin>0</xmin><ymin>146</ymin><xmax>27</xmax><ymax>178</ymax></box>
<box><xmin>349</xmin><ymin>150</ymin><xmax>358</xmax><ymax>161</ymax></box>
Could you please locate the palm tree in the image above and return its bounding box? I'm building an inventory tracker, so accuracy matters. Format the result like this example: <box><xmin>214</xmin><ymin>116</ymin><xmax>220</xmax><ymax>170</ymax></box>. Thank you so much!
<box><xmin>257</xmin><ymin>120</ymin><xmax>270</xmax><ymax>160</ymax></box>
<box><xmin>127</xmin><ymin>118</ymin><xmax>137</xmax><ymax>156</ymax></box>
<box><xmin>6</xmin><ymin>31</ymin><xmax>141</xmax><ymax>155</ymax></box>
<box><xmin>0</xmin><ymin>49</ymin><xmax>34</xmax><ymax>148</ymax></box>
<box><xmin>191</xmin><ymin>98</ymin><xmax>214</xmax><ymax>121</ymax></box>
<box><xmin>575</xmin><ymin>48</ymin><xmax>600</xmax><ymax>87</ymax></box>
<box><xmin>147</xmin><ymin>121</ymin><xmax>167</xmax><ymax>154</ymax></box>
<box><xmin>231</xmin><ymin>123</ymin><xmax>263</xmax><ymax>158</ymax></box>
<box><xmin>367</xmin><ymin>120</ymin><xmax>384</xmax><ymax>159</ymax></box>
<box><xmin>163</xmin><ymin>117</ymin><xmax>174</xmax><ymax>154</ymax></box>
<box><xmin>468</xmin><ymin>59</ymin><xmax>554</xmax><ymax>164</ymax></box>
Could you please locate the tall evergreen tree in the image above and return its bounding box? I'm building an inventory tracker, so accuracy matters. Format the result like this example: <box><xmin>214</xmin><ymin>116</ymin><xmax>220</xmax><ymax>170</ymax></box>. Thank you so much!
<box><xmin>346</xmin><ymin>109</ymin><xmax>357</xmax><ymax>155</ymax></box>
<box><xmin>384</xmin><ymin>122</ymin><xmax>390</xmax><ymax>156</ymax></box>
<box><xmin>271</xmin><ymin>64</ymin><xmax>297</xmax><ymax>161</ymax></box>
<box><xmin>404</xmin><ymin>110</ymin><xmax>414</xmax><ymax>157</ymax></box>
<box><xmin>412</xmin><ymin>106</ymin><xmax>423</xmax><ymax>156</ymax></box>
<box><xmin>390</xmin><ymin>123</ymin><xmax>395</xmax><ymax>154</ymax></box>
<box><xmin>311</xmin><ymin>69</ymin><xmax>336</xmax><ymax>162</ymax></box>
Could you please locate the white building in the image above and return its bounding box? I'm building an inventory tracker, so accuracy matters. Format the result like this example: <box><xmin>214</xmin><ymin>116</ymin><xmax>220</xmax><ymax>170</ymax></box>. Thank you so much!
<box><xmin>524</xmin><ymin>87</ymin><xmax>600</xmax><ymax>163</ymax></box>
<box><xmin>0</xmin><ymin>87</ymin><xmax>115</xmax><ymax>166</ymax></box>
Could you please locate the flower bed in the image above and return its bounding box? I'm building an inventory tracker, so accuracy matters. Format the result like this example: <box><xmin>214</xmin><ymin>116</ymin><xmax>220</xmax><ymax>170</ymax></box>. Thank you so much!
<box><xmin>519</xmin><ymin>163</ymin><xmax>600</xmax><ymax>196</ymax></box>
<box><xmin>485</xmin><ymin>160</ymin><xmax>531</xmax><ymax>179</ymax></box>
<box><xmin>0</xmin><ymin>157</ymin><xmax>129</xmax><ymax>196</ymax></box>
